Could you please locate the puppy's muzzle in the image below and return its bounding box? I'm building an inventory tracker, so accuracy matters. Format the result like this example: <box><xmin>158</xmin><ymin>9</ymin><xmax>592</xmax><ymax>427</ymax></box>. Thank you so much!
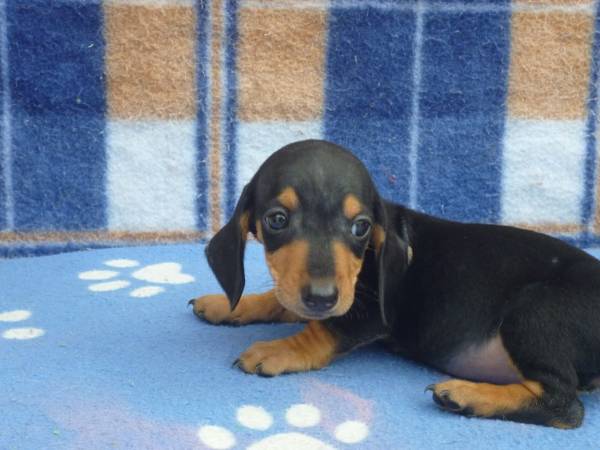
<box><xmin>301</xmin><ymin>282</ymin><xmax>338</xmax><ymax>314</ymax></box>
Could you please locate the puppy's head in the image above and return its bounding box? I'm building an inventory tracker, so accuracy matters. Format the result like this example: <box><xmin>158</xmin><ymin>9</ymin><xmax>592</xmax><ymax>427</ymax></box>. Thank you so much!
<box><xmin>206</xmin><ymin>140</ymin><xmax>407</xmax><ymax>324</ymax></box>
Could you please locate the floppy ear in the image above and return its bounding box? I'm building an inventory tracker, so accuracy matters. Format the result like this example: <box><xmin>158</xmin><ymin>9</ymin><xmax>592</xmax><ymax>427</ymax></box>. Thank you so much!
<box><xmin>205</xmin><ymin>183</ymin><xmax>253</xmax><ymax>310</ymax></box>
<box><xmin>373</xmin><ymin>198</ymin><xmax>410</xmax><ymax>328</ymax></box>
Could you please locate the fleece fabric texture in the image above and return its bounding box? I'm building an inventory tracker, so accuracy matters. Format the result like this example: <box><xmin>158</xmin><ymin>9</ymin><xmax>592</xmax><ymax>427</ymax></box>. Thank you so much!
<box><xmin>1</xmin><ymin>1</ymin><xmax>600</xmax><ymax>256</ymax></box>
<box><xmin>2</xmin><ymin>242</ymin><xmax>600</xmax><ymax>449</ymax></box>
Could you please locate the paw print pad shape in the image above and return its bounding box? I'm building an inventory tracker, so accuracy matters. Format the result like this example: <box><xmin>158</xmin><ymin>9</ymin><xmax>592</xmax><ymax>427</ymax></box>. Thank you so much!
<box><xmin>198</xmin><ymin>403</ymin><xmax>369</xmax><ymax>449</ymax></box>
<box><xmin>78</xmin><ymin>259</ymin><xmax>195</xmax><ymax>298</ymax></box>
<box><xmin>0</xmin><ymin>310</ymin><xmax>44</xmax><ymax>340</ymax></box>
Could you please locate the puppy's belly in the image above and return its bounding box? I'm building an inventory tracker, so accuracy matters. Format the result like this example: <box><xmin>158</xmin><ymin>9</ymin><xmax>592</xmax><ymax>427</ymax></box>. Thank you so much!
<box><xmin>443</xmin><ymin>335</ymin><xmax>522</xmax><ymax>385</ymax></box>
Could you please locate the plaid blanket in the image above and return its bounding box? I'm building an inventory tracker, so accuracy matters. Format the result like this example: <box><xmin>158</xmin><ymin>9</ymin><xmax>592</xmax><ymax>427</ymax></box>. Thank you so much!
<box><xmin>1</xmin><ymin>0</ymin><xmax>599</xmax><ymax>257</ymax></box>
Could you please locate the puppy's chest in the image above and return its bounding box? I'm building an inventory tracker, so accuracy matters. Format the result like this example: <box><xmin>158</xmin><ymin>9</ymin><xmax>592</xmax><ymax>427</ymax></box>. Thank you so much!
<box><xmin>442</xmin><ymin>336</ymin><xmax>521</xmax><ymax>384</ymax></box>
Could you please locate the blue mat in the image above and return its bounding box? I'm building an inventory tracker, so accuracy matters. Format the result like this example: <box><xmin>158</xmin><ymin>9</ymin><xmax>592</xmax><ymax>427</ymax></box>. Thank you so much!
<box><xmin>3</xmin><ymin>243</ymin><xmax>600</xmax><ymax>449</ymax></box>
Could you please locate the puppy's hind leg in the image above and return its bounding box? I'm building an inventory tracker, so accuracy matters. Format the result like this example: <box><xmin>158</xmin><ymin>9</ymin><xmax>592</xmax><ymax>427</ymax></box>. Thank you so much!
<box><xmin>427</xmin><ymin>377</ymin><xmax>582</xmax><ymax>429</ymax></box>
<box><xmin>189</xmin><ymin>289</ymin><xmax>301</xmax><ymax>325</ymax></box>
<box><xmin>429</xmin><ymin>279</ymin><xmax>590</xmax><ymax>428</ymax></box>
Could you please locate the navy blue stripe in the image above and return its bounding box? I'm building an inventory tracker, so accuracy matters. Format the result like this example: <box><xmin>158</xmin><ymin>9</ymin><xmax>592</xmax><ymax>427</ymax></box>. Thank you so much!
<box><xmin>0</xmin><ymin>149</ymin><xmax>4</xmax><ymax>231</ymax></box>
<box><xmin>9</xmin><ymin>1</ymin><xmax>106</xmax><ymax>231</ymax></box>
<box><xmin>325</xmin><ymin>7</ymin><xmax>416</xmax><ymax>204</ymax></box>
<box><xmin>416</xmin><ymin>8</ymin><xmax>510</xmax><ymax>223</ymax></box>
<box><xmin>196</xmin><ymin>0</ymin><xmax>210</xmax><ymax>231</ymax></box>
<box><xmin>0</xmin><ymin>243</ymin><xmax>116</xmax><ymax>259</ymax></box>
<box><xmin>564</xmin><ymin>234</ymin><xmax>600</xmax><ymax>249</ymax></box>
<box><xmin>582</xmin><ymin>3</ymin><xmax>600</xmax><ymax>231</ymax></box>
<box><xmin>224</xmin><ymin>0</ymin><xmax>239</xmax><ymax>219</ymax></box>
<box><xmin>0</xmin><ymin>1</ymin><xmax>4</xmax><ymax>231</ymax></box>
<box><xmin>0</xmin><ymin>0</ymin><xmax>7</xmax><ymax>231</ymax></box>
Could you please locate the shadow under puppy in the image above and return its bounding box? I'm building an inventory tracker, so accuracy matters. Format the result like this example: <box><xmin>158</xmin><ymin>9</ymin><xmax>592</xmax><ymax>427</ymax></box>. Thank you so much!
<box><xmin>190</xmin><ymin>139</ymin><xmax>600</xmax><ymax>429</ymax></box>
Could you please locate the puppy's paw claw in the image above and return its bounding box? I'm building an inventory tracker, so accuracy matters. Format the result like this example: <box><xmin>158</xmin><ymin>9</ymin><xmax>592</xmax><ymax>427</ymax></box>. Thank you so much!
<box><xmin>432</xmin><ymin>390</ymin><xmax>462</xmax><ymax>412</ymax></box>
<box><xmin>189</xmin><ymin>294</ymin><xmax>231</xmax><ymax>324</ymax></box>
<box><xmin>235</xmin><ymin>341</ymin><xmax>295</xmax><ymax>376</ymax></box>
<box><xmin>428</xmin><ymin>380</ymin><xmax>477</xmax><ymax>416</ymax></box>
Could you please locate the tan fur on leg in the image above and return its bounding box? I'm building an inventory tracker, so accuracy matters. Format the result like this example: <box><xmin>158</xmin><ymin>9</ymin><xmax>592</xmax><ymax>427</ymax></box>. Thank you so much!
<box><xmin>237</xmin><ymin>321</ymin><xmax>338</xmax><ymax>376</ymax></box>
<box><xmin>429</xmin><ymin>379</ymin><xmax>543</xmax><ymax>417</ymax></box>
<box><xmin>192</xmin><ymin>290</ymin><xmax>301</xmax><ymax>325</ymax></box>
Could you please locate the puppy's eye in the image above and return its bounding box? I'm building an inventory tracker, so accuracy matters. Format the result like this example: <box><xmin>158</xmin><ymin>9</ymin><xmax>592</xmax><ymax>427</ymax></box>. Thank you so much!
<box><xmin>264</xmin><ymin>209</ymin><xmax>288</xmax><ymax>232</ymax></box>
<box><xmin>351</xmin><ymin>218</ymin><xmax>371</xmax><ymax>239</ymax></box>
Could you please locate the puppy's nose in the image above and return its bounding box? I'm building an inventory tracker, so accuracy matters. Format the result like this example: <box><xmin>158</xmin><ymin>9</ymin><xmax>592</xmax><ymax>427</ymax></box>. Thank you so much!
<box><xmin>301</xmin><ymin>284</ymin><xmax>338</xmax><ymax>312</ymax></box>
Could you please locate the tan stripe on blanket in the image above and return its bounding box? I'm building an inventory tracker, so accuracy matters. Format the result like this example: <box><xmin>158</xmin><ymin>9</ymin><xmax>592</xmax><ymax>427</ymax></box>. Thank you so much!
<box><xmin>507</xmin><ymin>10</ymin><xmax>594</xmax><ymax>120</ymax></box>
<box><xmin>0</xmin><ymin>231</ymin><xmax>206</xmax><ymax>244</ymax></box>
<box><xmin>509</xmin><ymin>223</ymin><xmax>582</xmax><ymax>234</ymax></box>
<box><xmin>209</xmin><ymin>0</ymin><xmax>224</xmax><ymax>234</ymax></box>
<box><xmin>104</xmin><ymin>4</ymin><xmax>197</xmax><ymax>119</ymax></box>
<box><xmin>237</xmin><ymin>7</ymin><xmax>326</xmax><ymax>121</ymax></box>
<box><xmin>513</xmin><ymin>0</ymin><xmax>593</xmax><ymax>5</ymax></box>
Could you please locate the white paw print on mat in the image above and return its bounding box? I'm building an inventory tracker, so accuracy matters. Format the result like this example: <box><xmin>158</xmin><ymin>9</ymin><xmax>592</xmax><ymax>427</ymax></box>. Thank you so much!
<box><xmin>78</xmin><ymin>259</ymin><xmax>195</xmax><ymax>298</ymax></box>
<box><xmin>0</xmin><ymin>310</ymin><xmax>45</xmax><ymax>340</ymax></box>
<box><xmin>198</xmin><ymin>403</ymin><xmax>369</xmax><ymax>449</ymax></box>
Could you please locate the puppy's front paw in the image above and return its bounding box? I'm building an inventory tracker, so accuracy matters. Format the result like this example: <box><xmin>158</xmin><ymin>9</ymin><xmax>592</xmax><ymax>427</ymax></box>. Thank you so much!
<box><xmin>235</xmin><ymin>340</ymin><xmax>304</xmax><ymax>377</ymax></box>
<box><xmin>189</xmin><ymin>294</ymin><xmax>232</xmax><ymax>324</ymax></box>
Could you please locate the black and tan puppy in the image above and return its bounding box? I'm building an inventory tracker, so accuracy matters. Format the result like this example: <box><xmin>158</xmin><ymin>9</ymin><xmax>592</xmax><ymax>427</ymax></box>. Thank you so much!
<box><xmin>190</xmin><ymin>140</ymin><xmax>600</xmax><ymax>429</ymax></box>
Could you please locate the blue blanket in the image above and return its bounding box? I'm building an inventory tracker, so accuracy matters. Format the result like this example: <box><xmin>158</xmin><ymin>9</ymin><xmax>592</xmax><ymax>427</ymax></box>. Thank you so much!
<box><xmin>3</xmin><ymin>243</ymin><xmax>600</xmax><ymax>449</ymax></box>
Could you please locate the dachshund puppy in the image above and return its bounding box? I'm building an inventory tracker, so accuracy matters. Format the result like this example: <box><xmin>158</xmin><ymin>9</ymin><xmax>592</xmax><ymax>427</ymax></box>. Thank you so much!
<box><xmin>190</xmin><ymin>139</ymin><xmax>600</xmax><ymax>428</ymax></box>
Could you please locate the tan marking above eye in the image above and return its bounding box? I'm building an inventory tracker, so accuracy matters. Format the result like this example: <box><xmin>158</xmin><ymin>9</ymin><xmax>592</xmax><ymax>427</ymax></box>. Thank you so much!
<box><xmin>277</xmin><ymin>187</ymin><xmax>299</xmax><ymax>210</ymax></box>
<box><xmin>343</xmin><ymin>194</ymin><xmax>363</xmax><ymax>219</ymax></box>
